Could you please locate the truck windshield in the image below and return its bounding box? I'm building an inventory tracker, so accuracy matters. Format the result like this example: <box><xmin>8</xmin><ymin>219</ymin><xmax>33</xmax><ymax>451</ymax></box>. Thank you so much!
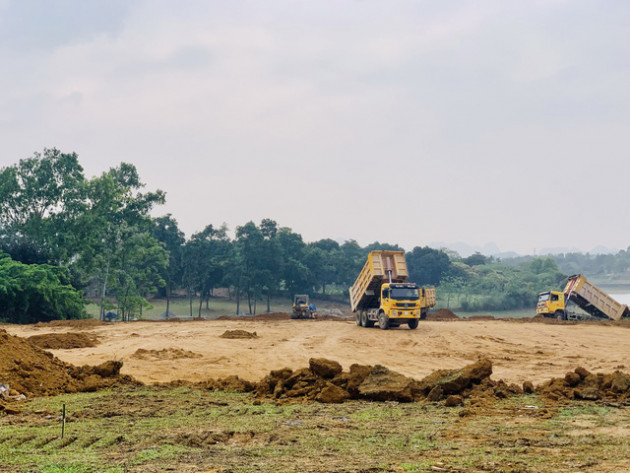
<box><xmin>390</xmin><ymin>287</ymin><xmax>419</xmax><ymax>300</ymax></box>
<box><xmin>538</xmin><ymin>293</ymin><xmax>550</xmax><ymax>302</ymax></box>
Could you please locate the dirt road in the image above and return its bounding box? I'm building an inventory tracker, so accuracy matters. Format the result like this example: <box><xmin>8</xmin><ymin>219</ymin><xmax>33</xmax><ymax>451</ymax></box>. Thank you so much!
<box><xmin>4</xmin><ymin>318</ymin><xmax>630</xmax><ymax>385</ymax></box>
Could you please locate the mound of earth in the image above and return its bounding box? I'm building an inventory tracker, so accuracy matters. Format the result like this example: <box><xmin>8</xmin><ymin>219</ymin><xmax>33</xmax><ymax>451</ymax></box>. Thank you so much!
<box><xmin>34</xmin><ymin>318</ymin><xmax>106</xmax><ymax>329</ymax></box>
<box><xmin>253</xmin><ymin>357</ymin><xmax>499</xmax><ymax>404</ymax></box>
<box><xmin>216</xmin><ymin>312</ymin><xmax>290</xmax><ymax>321</ymax></box>
<box><xmin>467</xmin><ymin>315</ymin><xmax>495</xmax><ymax>321</ymax></box>
<box><xmin>131</xmin><ymin>348</ymin><xmax>202</xmax><ymax>360</ymax></box>
<box><xmin>426</xmin><ymin>309</ymin><xmax>459</xmax><ymax>320</ymax></box>
<box><xmin>220</xmin><ymin>330</ymin><xmax>258</xmax><ymax>339</ymax></box>
<box><xmin>0</xmin><ymin>329</ymin><xmax>137</xmax><ymax>399</ymax></box>
<box><xmin>537</xmin><ymin>366</ymin><xmax>630</xmax><ymax>402</ymax></box>
<box><xmin>27</xmin><ymin>332</ymin><xmax>99</xmax><ymax>349</ymax></box>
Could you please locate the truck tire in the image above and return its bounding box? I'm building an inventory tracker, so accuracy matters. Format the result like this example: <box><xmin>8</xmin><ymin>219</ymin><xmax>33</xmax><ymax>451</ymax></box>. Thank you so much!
<box><xmin>360</xmin><ymin>311</ymin><xmax>367</xmax><ymax>327</ymax></box>
<box><xmin>420</xmin><ymin>310</ymin><xmax>427</xmax><ymax>320</ymax></box>
<box><xmin>555</xmin><ymin>310</ymin><xmax>566</xmax><ymax>321</ymax></box>
<box><xmin>378</xmin><ymin>311</ymin><xmax>390</xmax><ymax>330</ymax></box>
<box><xmin>355</xmin><ymin>312</ymin><xmax>361</xmax><ymax>326</ymax></box>
<box><xmin>408</xmin><ymin>319</ymin><xmax>419</xmax><ymax>330</ymax></box>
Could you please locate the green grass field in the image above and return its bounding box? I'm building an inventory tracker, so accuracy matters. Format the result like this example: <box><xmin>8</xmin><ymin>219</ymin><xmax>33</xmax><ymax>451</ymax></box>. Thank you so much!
<box><xmin>2</xmin><ymin>386</ymin><xmax>630</xmax><ymax>472</ymax></box>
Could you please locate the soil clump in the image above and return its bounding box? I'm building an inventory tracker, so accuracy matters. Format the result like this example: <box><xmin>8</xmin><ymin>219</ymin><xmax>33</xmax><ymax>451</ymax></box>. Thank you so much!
<box><xmin>220</xmin><ymin>330</ymin><xmax>258</xmax><ymax>339</ymax></box>
<box><xmin>131</xmin><ymin>348</ymin><xmax>202</xmax><ymax>360</ymax></box>
<box><xmin>537</xmin><ymin>366</ymin><xmax>630</xmax><ymax>402</ymax></box>
<box><xmin>27</xmin><ymin>332</ymin><xmax>99</xmax><ymax>349</ymax></box>
<box><xmin>253</xmin><ymin>357</ymin><xmax>503</xmax><ymax>404</ymax></box>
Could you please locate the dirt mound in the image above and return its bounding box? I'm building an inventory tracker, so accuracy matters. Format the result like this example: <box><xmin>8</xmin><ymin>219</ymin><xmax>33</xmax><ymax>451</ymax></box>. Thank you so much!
<box><xmin>27</xmin><ymin>332</ymin><xmax>99</xmax><ymax>349</ymax></box>
<box><xmin>537</xmin><ymin>366</ymin><xmax>630</xmax><ymax>402</ymax></box>
<box><xmin>0</xmin><ymin>329</ymin><xmax>137</xmax><ymax>399</ymax></box>
<box><xmin>467</xmin><ymin>315</ymin><xmax>495</xmax><ymax>321</ymax></box>
<box><xmin>315</xmin><ymin>314</ymin><xmax>350</xmax><ymax>321</ymax></box>
<box><xmin>426</xmin><ymin>309</ymin><xmax>459</xmax><ymax>320</ymax></box>
<box><xmin>131</xmin><ymin>348</ymin><xmax>202</xmax><ymax>360</ymax></box>
<box><xmin>34</xmin><ymin>318</ymin><xmax>106</xmax><ymax>330</ymax></box>
<box><xmin>253</xmin><ymin>357</ymin><xmax>498</xmax><ymax>404</ymax></box>
<box><xmin>220</xmin><ymin>330</ymin><xmax>258</xmax><ymax>339</ymax></box>
<box><xmin>216</xmin><ymin>312</ymin><xmax>291</xmax><ymax>321</ymax></box>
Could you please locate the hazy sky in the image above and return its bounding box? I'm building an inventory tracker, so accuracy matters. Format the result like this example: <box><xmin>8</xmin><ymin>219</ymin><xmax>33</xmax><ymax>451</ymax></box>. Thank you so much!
<box><xmin>1</xmin><ymin>1</ymin><xmax>629</xmax><ymax>255</ymax></box>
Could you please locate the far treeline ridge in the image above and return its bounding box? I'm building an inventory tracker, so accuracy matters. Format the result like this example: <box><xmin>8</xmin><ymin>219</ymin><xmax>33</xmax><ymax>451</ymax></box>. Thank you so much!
<box><xmin>1</xmin><ymin>149</ymin><xmax>629</xmax><ymax>324</ymax></box>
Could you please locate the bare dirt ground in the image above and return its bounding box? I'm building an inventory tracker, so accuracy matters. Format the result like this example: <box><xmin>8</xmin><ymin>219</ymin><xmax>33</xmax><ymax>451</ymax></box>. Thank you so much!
<box><xmin>4</xmin><ymin>317</ymin><xmax>630</xmax><ymax>386</ymax></box>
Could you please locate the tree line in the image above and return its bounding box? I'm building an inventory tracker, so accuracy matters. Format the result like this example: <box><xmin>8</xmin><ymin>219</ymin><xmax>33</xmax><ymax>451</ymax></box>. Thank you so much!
<box><xmin>3</xmin><ymin>149</ymin><xmax>626</xmax><ymax>323</ymax></box>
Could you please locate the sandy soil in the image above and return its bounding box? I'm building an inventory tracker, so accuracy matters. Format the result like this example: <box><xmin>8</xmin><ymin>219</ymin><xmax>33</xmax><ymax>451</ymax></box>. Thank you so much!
<box><xmin>4</xmin><ymin>318</ymin><xmax>630</xmax><ymax>386</ymax></box>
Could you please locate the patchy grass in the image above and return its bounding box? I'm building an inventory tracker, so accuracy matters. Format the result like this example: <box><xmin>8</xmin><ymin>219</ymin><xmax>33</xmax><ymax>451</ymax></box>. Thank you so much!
<box><xmin>2</xmin><ymin>386</ymin><xmax>630</xmax><ymax>472</ymax></box>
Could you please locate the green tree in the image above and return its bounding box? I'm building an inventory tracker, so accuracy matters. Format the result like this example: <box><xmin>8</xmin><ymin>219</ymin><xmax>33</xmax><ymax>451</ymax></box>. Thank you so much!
<box><xmin>152</xmin><ymin>214</ymin><xmax>185</xmax><ymax>317</ymax></box>
<box><xmin>276</xmin><ymin>227</ymin><xmax>310</xmax><ymax>295</ymax></box>
<box><xmin>76</xmin><ymin>163</ymin><xmax>166</xmax><ymax>319</ymax></box>
<box><xmin>183</xmin><ymin>225</ymin><xmax>231</xmax><ymax>317</ymax></box>
<box><xmin>0</xmin><ymin>253</ymin><xmax>84</xmax><ymax>324</ymax></box>
<box><xmin>0</xmin><ymin>148</ymin><xmax>86</xmax><ymax>265</ymax></box>
<box><xmin>406</xmin><ymin>246</ymin><xmax>452</xmax><ymax>286</ymax></box>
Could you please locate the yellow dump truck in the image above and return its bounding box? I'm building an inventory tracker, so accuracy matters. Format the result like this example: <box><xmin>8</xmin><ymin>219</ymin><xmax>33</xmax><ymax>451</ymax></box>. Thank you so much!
<box><xmin>537</xmin><ymin>274</ymin><xmax>630</xmax><ymax>321</ymax></box>
<box><xmin>349</xmin><ymin>250</ymin><xmax>436</xmax><ymax>330</ymax></box>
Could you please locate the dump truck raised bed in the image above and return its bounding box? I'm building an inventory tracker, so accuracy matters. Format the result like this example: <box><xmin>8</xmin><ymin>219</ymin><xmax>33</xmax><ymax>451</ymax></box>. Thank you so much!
<box><xmin>349</xmin><ymin>250</ymin><xmax>436</xmax><ymax>330</ymax></box>
<box><xmin>537</xmin><ymin>274</ymin><xmax>630</xmax><ymax>321</ymax></box>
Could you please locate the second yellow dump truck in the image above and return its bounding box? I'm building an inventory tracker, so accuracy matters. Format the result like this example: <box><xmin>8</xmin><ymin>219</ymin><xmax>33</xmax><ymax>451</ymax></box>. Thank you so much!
<box><xmin>537</xmin><ymin>274</ymin><xmax>630</xmax><ymax>321</ymax></box>
<box><xmin>349</xmin><ymin>250</ymin><xmax>436</xmax><ymax>330</ymax></box>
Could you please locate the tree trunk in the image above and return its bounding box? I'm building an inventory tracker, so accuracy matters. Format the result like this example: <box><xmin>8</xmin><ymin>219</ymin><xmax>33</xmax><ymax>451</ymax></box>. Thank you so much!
<box><xmin>253</xmin><ymin>295</ymin><xmax>257</xmax><ymax>316</ymax></box>
<box><xmin>198</xmin><ymin>291</ymin><xmax>203</xmax><ymax>318</ymax></box>
<box><xmin>235</xmin><ymin>286</ymin><xmax>240</xmax><ymax>315</ymax></box>
<box><xmin>188</xmin><ymin>288</ymin><xmax>193</xmax><ymax>317</ymax></box>
<box><xmin>165</xmin><ymin>284</ymin><xmax>170</xmax><ymax>319</ymax></box>
<box><xmin>247</xmin><ymin>284</ymin><xmax>252</xmax><ymax>315</ymax></box>
<box><xmin>99</xmin><ymin>259</ymin><xmax>111</xmax><ymax>321</ymax></box>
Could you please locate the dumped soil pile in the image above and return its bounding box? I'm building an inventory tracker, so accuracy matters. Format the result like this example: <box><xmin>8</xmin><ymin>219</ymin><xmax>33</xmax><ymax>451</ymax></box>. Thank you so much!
<box><xmin>0</xmin><ymin>329</ymin><xmax>136</xmax><ymax>399</ymax></box>
<box><xmin>426</xmin><ymin>309</ymin><xmax>459</xmax><ymax>321</ymax></box>
<box><xmin>132</xmin><ymin>348</ymin><xmax>202</xmax><ymax>360</ymax></box>
<box><xmin>220</xmin><ymin>330</ymin><xmax>258</xmax><ymax>339</ymax></box>
<box><xmin>216</xmin><ymin>312</ymin><xmax>290</xmax><ymax>321</ymax></box>
<box><xmin>253</xmin><ymin>358</ymin><xmax>504</xmax><ymax>404</ymax></box>
<box><xmin>34</xmin><ymin>318</ymin><xmax>106</xmax><ymax>330</ymax></box>
<box><xmin>538</xmin><ymin>366</ymin><xmax>630</xmax><ymax>402</ymax></box>
<box><xmin>27</xmin><ymin>332</ymin><xmax>99</xmax><ymax>349</ymax></box>
<box><xmin>314</xmin><ymin>314</ymin><xmax>349</xmax><ymax>321</ymax></box>
<box><xmin>467</xmin><ymin>315</ymin><xmax>495</xmax><ymax>321</ymax></box>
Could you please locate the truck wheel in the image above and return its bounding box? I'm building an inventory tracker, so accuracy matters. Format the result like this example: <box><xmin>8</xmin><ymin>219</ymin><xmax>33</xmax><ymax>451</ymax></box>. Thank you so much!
<box><xmin>355</xmin><ymin>312</ymin><xmax>362</xmax><ymax>326</ymax></box>
<box><xmin>408</xmin><ymin>319</ymin><xmax>419</xmax><ymax>330</ymax></box>
<box><xmin>555</xmin><ymin>310</ymin><xmax>566</xmax><ymax>321</ymax></box>
<box><xmin>360</xmin><ymin>311</ymin><xmax>368</xmax><ymax>327</ymax></box>
<box><xmin>420</xmin><ymin>310</ymin><xmax>427</xmax><ymax>320</ymax></box>
<box><xmin>378</xmin><ymin>311</ymin><xmax>390</xmax><ymax>330</ymax></box>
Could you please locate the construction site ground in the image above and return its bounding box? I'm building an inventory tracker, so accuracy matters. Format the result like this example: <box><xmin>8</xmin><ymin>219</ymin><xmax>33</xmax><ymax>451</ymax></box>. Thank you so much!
<box><xmin>3</xmin><ymin>315</ymin><xmax>630</xmax><ymax>472</ymax></box>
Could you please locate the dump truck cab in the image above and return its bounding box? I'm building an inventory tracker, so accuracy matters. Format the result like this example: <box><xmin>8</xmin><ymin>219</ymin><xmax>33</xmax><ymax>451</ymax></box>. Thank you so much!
<box><xmin>350</xmin><ymin>250</ymin><xmax>436</xmax><ymax>330</ymax></box>
<box><xmin>381</xmin><ymin>283</ymin><xmax>422</xmax><ymax>323</ymax></box>
<box><xmin>537</xmin><ymin>291</ymin><xmax>566</xmax><ymax>320</ymax></box>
